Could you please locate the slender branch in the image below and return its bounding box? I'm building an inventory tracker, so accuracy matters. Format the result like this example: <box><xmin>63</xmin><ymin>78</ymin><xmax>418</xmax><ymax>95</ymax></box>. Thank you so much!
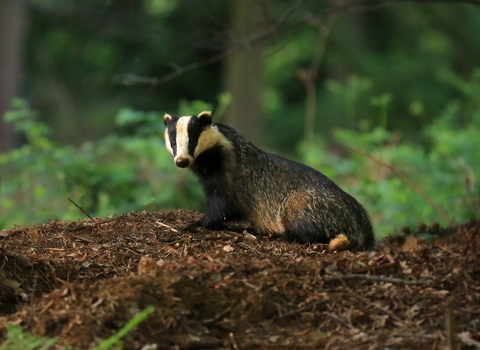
<box><xmin>324</xmin><ymin>273</ymin><xmax>431</xmax><ymax>285</ymax></box>
<box><xmin>391</xmin><ymin>0</ymin><xmax>480</xmax><ymax>7</ymax></box>
<box><xmin>113</xmin><ymin>0</ymin><xmax>480</xmax><ymax>86</ymax></box>
<box><xmin>68</xmin><ymin>197</ymin><xmax>96</xmax><ymax>222</ymax></box>
<box><xmin>328</xmin><ymin>0</ymin><xmax>480</xmax><ymax>15</ymax></box>
<box><xmin>113</xmin><ymin>0</ymin><xmax>305</xmax><ymax>86</ymax></box>
<box><xmin>347</xmin><ymin>147</ymin><xmax>454</xmax><ymax>226</ymax></box>
<box><xmin>114</xmin><ymin>51</ymin><xmax>231</xmax><ymax>86</ymax></box>
<box><xmin>299</xmin><ymin>15</ymin><xmax>337</xmax><ymax>144</ymax></box>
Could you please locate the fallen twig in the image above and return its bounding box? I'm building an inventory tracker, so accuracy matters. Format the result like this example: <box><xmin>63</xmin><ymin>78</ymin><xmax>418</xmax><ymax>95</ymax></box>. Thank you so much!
<box><xmin>196</xmin><ymin>236</ymin><xmax>229</xmax><ymax>241</ymax></box>
<box><xmin>155</xmin><ymin>221</ymin><xmax>179</xmax><ymax>233</ymax></box>
<box><xmin>235</xmin><ymin>242</ymin><xmax>262</xmax><ymax>255</ymax></box>
<box><xmin>38</xmin><ymin>299</ymin><xmax>55</xmax><ymax>315</ymax></box>
<box><xmin>201</xmin><ymin>307</ymin><xmax>232</xmax><ymax>324</ymax></box>
<box><xmin>229</xmin><ymin>332</ymin><xmax>239</xmax><ymax>350</ymax></box>
<box><xmin>164</xmin><ymin>245</ymin><xmax>181</xmax><ymax>255</ymax></box>
<box><xmin>351</xmin><ymin>294</ymin><xmax>403</xmax><ymax>322</ymax></box>
<box><xmin>445</xmin><ymin>300</ymin><xmax>458</xmax><ymax>350</ymax></box>
<box><xmin>324</xmin><ymin>274</ymin><xmax>431</xmax><ymax>285</ymax></box>
<box><xmin>273</xmin><ymin>300</ymin><xmax>331</xmax><ymax>321</ymax></box>
<box><xmin>68</xmin><ymin>198</ymin><xmax>96</xmax><ymax>222</ymax></box>
<box><xmin>353</xmin><ymin>262</ymin><xmax>396</xmax><ymax>273</ymax></box>
<box><xmin>324</xmin><ymin>311</ymin><xmax>355</xmax><ymax>330</ymax></box>
<box><xmin>347</xmin><ymin>147</ymin><xmax>453</xmax><ymax>226</ymax></box>
<box><xmin>166</xmin><ymin>238</ymin><xmax>190</xmax><ymax>245</ymax></box>
<box><xmin>394</xmin><ymin>332</ymin><xmax>441</xmax><ymax>340</ymax></box>
<box><xmin>72</xmin><ymin>235</ymin><xmax>95</xmax><ymax>243</ymax></box>
<box><xmin>324</xmin><ymin>312</ymin><xmax>366</xmax><ymax>336</ymax></box>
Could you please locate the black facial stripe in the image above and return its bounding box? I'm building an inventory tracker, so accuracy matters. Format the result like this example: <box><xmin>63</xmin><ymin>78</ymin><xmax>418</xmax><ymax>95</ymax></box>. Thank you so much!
<box><xmin>166</xmin><ymin>116</ymin><xmax>179</xmax><ymax>156</ymax></box>
<box><xmin>169</xmin><ymin>129</ymin><xmax>177</xmax><ymax>156</ymax></box>
<box><xmin>188</xmin><ymin>116</ymin><xmax>204</xmax><ymax>157</ymax></box>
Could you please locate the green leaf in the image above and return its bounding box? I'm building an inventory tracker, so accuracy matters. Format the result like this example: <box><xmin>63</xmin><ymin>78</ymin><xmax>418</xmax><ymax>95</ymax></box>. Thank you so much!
<box><xmin>143</xmin><ymin>197</ymin><xmax>156</xmax><ymax>205</ymax></box>
<box><xmin>317</xmin><ymin>330</ymin><xmax>328</xmax><ymax>339</ymax></box>
<box><xmin>91</xmin><ymin>306</ymin><xmax>155</xmax><ymax>350</ymax></box>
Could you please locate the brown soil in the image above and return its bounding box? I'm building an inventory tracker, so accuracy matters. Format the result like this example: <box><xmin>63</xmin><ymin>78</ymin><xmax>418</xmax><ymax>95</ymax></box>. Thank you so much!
<box><xmin>0</xmin><ymin>210</ymin><xmax>479</xmax><ymax>349</ymax></box>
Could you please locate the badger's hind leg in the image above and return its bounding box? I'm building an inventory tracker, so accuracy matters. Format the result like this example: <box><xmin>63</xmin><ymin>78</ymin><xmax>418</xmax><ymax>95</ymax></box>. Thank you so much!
<box><xmin>281</xmin><ymin>192</ymin><xmax>330</xmax><ymax>244</ymax></box>
<box><xmin>283</xmin><ymin>219</ymin><xmax>327</xmax><ymax>244</ymax></box>
<box><xmin>283</xmin><ymin>218</ymin><xmax>353</xmax><ymax>250</ymax></box>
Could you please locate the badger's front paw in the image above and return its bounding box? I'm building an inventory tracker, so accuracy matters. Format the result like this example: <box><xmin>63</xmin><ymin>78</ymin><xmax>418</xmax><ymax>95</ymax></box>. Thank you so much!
<box><xmin>181</xmin><ymin>220</ymin><xmax>202</xmax><ymax>232</ymax></box>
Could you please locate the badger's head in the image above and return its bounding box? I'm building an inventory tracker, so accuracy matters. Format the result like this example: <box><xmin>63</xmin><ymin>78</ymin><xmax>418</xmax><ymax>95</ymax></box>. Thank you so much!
<box><xmin>164</xmin><ymin>111</ymin><xmax>227</xmax><ymax>168</ymax></box>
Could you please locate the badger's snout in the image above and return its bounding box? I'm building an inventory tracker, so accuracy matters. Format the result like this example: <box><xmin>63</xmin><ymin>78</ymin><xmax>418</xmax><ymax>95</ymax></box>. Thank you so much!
<box><xmin>175</xmin><ymin>158</ymin><xmax>190</xmax><ymax>168</ymax></box>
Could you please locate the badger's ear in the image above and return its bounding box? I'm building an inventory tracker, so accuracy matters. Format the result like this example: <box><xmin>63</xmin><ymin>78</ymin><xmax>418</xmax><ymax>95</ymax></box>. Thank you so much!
<box><xmin>197</xmin><ymin>111</ymin><xmax>212</xmax><ymax>127</ymax></box>
<box><xmin>164</xmin><ymin>113</ymin><xmax>172</xmax><ymax>127</ymax></box>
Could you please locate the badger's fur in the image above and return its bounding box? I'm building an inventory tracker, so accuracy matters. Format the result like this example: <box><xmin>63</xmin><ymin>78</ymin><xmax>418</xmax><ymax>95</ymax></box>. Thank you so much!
<box><xmin>164</xmin><ymin>111</ymin><xmax>375</xmax><ymax>251</ymax></box>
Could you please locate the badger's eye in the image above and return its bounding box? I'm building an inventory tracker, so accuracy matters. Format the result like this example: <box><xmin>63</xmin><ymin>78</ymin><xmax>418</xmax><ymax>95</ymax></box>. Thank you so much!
<box><xmin>171</xmin><ymin>139</ymin><xmax>176</xmax><ymax>146</ymax></box>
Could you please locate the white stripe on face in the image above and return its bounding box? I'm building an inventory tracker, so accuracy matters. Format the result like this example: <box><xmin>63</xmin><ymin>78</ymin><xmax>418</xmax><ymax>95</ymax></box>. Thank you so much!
<box><xmin>164</xmin><ymin>128</ymin><xmax>173</xmax><ymax>156</ymax></box>
<box><xmin>174</xmin><ymin>117</ymin><xmax>194</xmax><ymax>164</ymax></box>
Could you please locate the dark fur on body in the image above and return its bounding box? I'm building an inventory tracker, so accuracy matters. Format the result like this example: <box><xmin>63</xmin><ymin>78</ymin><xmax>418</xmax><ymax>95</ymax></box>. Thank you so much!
<box><xmin>164</xmin><ymin>112</ymin><xmax>375</xmax><ymax>251</ymax></box>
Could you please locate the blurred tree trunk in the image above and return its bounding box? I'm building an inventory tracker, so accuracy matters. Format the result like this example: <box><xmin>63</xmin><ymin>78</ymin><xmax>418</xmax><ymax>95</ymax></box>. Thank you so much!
<box><xmin>0</xmin><ymin>0</ymin><xmax>26</xmax><ymax>151</ymax></box>
<box><xmin>223</xmin><ymin>0</ymin><xmax>265</xmax><ymax>146</ymax></box>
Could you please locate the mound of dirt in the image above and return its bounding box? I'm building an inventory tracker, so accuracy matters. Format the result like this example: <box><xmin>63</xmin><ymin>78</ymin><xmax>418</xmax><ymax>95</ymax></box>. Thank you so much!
<box><xmin>0</xmin><ymin>210</ymin><xmax>479</xmax><ymax>349</ymax></box>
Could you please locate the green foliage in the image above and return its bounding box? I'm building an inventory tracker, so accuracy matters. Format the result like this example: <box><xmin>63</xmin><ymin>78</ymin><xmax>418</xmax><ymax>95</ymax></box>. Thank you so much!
<box><xmin>1</xmin><ymin>68</ymin><xmax>479</xmax><ymax>238</ymax></box>
<box><xmin>0</xmin><ymin>324</ymin><xmax>64</xmax><ymax>350</ymax></box>
<box><xmin>0</xmin><ymin>306</ymin><xmax>155</xmax><ymax>350</ymax></box>
<box><xmin>91</xmin><ymin>306</ymin><xmax>155</xmax><ymax>350</ymax></box>
<box><xmin>299</xmin><ymin>69</ymin><xmax>480</xmax><ymax>237</ymax></box>
<box><xmin>325</xmin><ymin>76</ymin><xmax>373</xmax><ymax>127</ymax></box>
<box><xmin>1</xmin><ymin>1</ymin><xmax>478</xmax><ymax>241</ymax></box>
<box><xmin>178</xmin><ymin>99</ymin><xmax>213</xmax><ymax>117</ymax></box>
<box><xmin>145</xmin><ymin>0</ymin><xmax>178</xmax><ymax>16</ymax></box>
<box><xmin>20</xmin><ymin>0</ymin><xmax>480</xmax><ymax>150</ymax></box>
<box><xmin>0</xmin><ymin>100</ymin><xmax>204</xmax><ymax>229</ymax></box>
<box><xmin>262</xmin><ymin>4</ymin><xmax>480</xmax><ymax>152</ymax></box>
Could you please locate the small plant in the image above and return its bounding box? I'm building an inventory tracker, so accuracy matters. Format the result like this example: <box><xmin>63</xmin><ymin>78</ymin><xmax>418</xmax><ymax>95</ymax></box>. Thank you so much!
<box><xmin>0</xmin><ymin>306</ymin><xmax>155</xmax><ymax>350</ymax></box>
<box><xmin>91</xmin><ymin>306</ymin><xmax>155</xmax><ymax>350</ymax></box>
<box><xmin>0</xmin><ymin>324</ymin><xmax>64</xmax><ymax>350</ymax></box>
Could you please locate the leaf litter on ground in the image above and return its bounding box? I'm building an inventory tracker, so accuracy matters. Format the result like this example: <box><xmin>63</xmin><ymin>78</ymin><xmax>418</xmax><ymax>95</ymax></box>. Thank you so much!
<box><xmin>0</xmin><ymin>210</ymin><xmax>479</xmax><ymax>349</ymax></box>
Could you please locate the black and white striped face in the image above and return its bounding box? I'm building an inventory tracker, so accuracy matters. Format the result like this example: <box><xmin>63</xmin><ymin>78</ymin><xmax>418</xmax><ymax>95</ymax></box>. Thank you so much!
<box><xmin>163</xmin><ymin>111</ymin><xmax>225</xmax><ymax>168</ymax></box>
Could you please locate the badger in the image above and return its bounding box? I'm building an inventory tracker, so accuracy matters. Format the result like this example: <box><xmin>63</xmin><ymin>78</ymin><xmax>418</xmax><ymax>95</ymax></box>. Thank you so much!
<box><xmin>163</xmin><ymin>111</ymin><xmax>375</xmax><ymax>251</ymax></box>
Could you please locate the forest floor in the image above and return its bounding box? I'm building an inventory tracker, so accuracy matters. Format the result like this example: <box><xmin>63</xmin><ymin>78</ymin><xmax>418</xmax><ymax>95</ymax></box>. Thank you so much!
<box><xmin>0</xmin><ymin>210</ymin><xmax>479</xmax><ymax>350</ymax></box>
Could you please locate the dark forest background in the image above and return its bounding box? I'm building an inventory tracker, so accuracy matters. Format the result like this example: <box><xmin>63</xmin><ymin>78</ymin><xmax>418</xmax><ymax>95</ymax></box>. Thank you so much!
<box><xmin>1</xmin><ymin>0</ymin><xmax>480</xmax><ymax>237</ymax></box>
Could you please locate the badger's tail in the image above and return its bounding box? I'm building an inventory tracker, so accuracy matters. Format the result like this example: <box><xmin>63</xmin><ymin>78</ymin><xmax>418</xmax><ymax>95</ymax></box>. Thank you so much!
<box><xmin>328</xmin><ymin>234</ymin><xmax>350</xmax><ymax>251</ymax></box>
